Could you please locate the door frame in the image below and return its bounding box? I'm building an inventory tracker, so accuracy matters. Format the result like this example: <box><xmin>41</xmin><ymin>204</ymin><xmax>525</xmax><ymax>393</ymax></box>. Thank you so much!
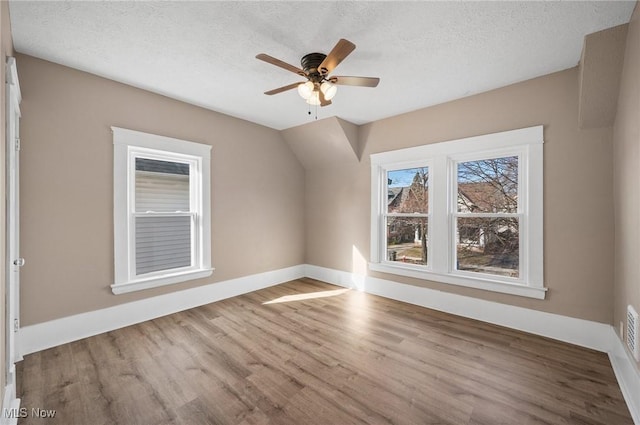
<box><xmin>2</xmin><ymin>56</ymin><xmax>22</xmax><ymax>424</ymax></box>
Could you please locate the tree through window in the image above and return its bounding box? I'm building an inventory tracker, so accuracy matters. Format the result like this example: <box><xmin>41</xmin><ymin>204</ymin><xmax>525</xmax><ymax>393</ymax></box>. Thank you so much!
<box><xmin>455</xmin><ymin>156</ymin><xmax>520</xmax><ymax>278</ymax></box>
<box><xmin>386</xmin><ymin>167</ymin><xmax>429</xmax><ymax>266</ymax></box>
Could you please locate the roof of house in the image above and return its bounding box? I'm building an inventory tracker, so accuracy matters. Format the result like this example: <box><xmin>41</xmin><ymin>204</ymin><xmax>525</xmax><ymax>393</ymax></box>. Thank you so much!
<box><xmin>388</xmin><ymin>181</ymin><xmax>517</xmax><ymax>213</ymax></box>
<box><xmin>458</xmin><ymin>182</ymin><xmax>517</xmax><ymax>213</ymax></box>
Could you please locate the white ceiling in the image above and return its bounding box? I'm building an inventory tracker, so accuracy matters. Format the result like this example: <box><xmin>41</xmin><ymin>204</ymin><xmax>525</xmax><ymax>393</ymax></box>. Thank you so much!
<box><xmin>8</xmin><ymin>1</ymin><xmax>636</xmax><ymax>130</ymax></box>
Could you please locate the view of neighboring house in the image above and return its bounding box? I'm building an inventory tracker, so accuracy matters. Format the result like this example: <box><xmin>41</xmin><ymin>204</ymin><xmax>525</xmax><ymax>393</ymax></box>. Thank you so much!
<box><xmin>387</xmin><ymin>157</ymin><xmax>519</xmax><ymax>277</ymax></box>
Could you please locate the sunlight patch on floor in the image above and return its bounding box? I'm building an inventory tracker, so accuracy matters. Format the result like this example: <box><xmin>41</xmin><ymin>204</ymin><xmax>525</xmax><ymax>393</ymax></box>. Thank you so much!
<box><xmin>263</xmin><ymin>288</ymin><xmax>351</xmax><ymax>305</ymax></box>
<box><xmin>351</xmin><ymin>245</ymin><xmax>367</xmax><ymax>291</ymax></box>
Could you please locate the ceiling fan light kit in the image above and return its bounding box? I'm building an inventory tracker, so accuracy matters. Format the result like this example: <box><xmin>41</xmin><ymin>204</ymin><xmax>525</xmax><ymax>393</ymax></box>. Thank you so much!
<box><xmin>299</xmin><ymin>81</ymin><xmax>336</xmax><ymax>104</ymax></box>
<box><xmin>306</xmin><ymin>91</ymin><xmax>321</xmax><ymax>106</ymax></box>
<box><xmin>297</xmin><ymin>81</ymin><xmax>314</xmax><ymax>99</ymax></box>
<box><xmin>320</xmin><ymin>81</ymin><xmax>337</xmax><ymax>100</ymax></box>
<box><xmin>256</xmin><ymin>38</ymin><xmax>380</xmax><ymax>110</ymax></box>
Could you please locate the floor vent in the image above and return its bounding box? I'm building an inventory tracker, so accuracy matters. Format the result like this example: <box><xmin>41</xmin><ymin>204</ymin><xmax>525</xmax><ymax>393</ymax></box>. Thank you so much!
<box><xmin>628</xmin><ymin>305</ymin><xmax>639</xmax><ymax>361</ymax></box>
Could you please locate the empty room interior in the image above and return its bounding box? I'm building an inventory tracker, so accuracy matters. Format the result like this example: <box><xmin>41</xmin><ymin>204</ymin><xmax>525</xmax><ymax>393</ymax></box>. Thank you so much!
<box><xmin>0</xmin><ymin>1</ymin><xmax>640</xmax><ymax>424</ymax></box>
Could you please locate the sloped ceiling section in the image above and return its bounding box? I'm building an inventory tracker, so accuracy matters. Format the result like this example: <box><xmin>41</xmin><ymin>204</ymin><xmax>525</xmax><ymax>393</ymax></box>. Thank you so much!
<box><xmin>578</xmin><ymin>24</ymin><xmax>630</xmax><ymax>129</ymax></box>
<box><xmin>281</xmin><ymin>117</ymin><xmax>360</xmax><ymax>170</ymax></box>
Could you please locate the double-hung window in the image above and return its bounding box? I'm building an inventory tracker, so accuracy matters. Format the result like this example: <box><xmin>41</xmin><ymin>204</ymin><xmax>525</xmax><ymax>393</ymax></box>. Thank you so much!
<box><xmin>112</xmin><ymin>127</ymin><xmax>212</xmax><ymax>294</ymax></box>
<box><xmin>370</xmin><ymin>126</ymin><xmax>545</xmax><ymax>299</ymax></box>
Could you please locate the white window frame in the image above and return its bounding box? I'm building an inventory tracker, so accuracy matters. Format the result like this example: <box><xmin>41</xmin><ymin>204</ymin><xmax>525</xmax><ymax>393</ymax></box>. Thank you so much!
<box><xmin>370</xmin><ymin>126</ymin><xmax>545</xmax><ymax>299</ymax></box>
<box><xmin>112</xmin><ymin>127</ymin><xmax>213</xmax><ymax>294</ymax></box>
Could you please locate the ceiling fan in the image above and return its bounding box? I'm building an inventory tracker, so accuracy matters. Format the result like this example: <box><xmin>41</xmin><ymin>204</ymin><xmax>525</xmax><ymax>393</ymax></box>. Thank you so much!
<box><xmin>256</xmin><ymin>39</ymin><xmax>380</xmax><ymax>107</ymax></box>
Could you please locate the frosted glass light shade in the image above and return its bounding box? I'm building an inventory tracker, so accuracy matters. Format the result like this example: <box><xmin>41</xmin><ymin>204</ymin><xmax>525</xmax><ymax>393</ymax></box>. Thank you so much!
<box><xmin>297</xmin><ymin>81</ymin><xmax>314</xmax><ymax>99</ymax></box>
<box><xmin>306</xmin><ymin>91</ymin><xmax>321</xmax><ymax>105</ymax></box>
<box><xmin>320</xmin><ymin>81</ymin><xmax>337</xmax><ymax>100</ymax></box>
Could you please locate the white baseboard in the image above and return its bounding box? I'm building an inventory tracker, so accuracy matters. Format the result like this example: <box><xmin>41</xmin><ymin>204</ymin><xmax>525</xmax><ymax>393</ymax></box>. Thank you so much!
<box><xmin>19</xmin><ymin>265</ymin><xmax>305</xmax><ymax>357</ymax></box>
<box><xmin>26</xmin><ymin>263</ymin><xmax>610</xmax><ymax>355</ymax></box>
<box><xmin>609</xmin><ymin>327</ymin><xmax>640</xmax><ymax>424</ymax></box>
<box><xmin>305</xmin><ymin>264</ymin><xmax>612</xmax><ymax>352</ymax></box>
<box><xmin>1</xmin><ymin>380</ymin><xmax>20</xmax><ymax>425</ymax></box>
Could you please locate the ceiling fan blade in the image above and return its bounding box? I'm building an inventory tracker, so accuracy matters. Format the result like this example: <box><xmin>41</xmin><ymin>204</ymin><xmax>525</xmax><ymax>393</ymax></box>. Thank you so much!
<box><xmin>319</xmin><ymin>89</ymin><xmax>332</xmax><ymax>107</ymax></box>
<box><xmin>319</xmin><ymin>39</ymin><xmax>356</xmax><ymax>75</ymax></box>
<box><xmin>256</xmin><ymin>53</ymin><xmax>304</xmax><ymax>76</ymax></box>
<box><xmin>264</xmin><ymin>82</ymin><xmax>303</xmax><ymax>95</ymax></box>
<box><xmin>331</xmin><ymin>76</ymin><xmax>380</xmax><ymax>87</ymax></box>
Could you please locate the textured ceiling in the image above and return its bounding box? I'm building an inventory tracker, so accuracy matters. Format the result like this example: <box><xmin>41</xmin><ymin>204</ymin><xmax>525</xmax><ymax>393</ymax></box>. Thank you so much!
<box><xmin>8</xmin><ymin>1</ymin><xmax>636</xmax><ymax>130</ymax></box>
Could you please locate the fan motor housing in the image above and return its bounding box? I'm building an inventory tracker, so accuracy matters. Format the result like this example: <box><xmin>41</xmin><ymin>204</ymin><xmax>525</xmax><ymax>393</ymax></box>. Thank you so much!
<box><xmin>301</xmin><ymin>53</ymin><xmax>327</xmax><ymax>82</ymax></box>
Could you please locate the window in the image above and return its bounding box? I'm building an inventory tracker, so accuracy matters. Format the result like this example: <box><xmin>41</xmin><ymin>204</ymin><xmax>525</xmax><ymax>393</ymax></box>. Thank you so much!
<box><xmin>112</xmin><ymin>127</ymin><xmax>212</xmax><ymax>294</ymax></box>
<box><xmin>454</xmin><ymin>155</ymin><xmax>519</xmax><ymax>279</ymax></box>
<box><xmin>370</xmin><ymin>126</ymin><xmax>545</xmax><ymax>299</ymax></box>
<box><xmin>386</xmin><ymin>166</ymin><xmax>430</xmax><ymax>266</ymax></box>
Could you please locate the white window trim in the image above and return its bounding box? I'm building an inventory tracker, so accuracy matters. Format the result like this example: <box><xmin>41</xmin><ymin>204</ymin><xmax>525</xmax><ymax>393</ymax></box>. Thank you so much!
<box><xmin>370</xmin><ymin>125</ymin><xmax>545</xmax><ymax>299</ymax></box>
<box><xmin>112</xmin><ymin>127</ymin><xmax>213</xmax><ymax>295</ymax></box>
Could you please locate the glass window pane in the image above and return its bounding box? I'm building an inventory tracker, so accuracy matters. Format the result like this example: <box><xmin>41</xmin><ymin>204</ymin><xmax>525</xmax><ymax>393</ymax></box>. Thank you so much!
<box><xmin>136</xmin><ymin>215</ymin><xmax>192</xmax><ymax>275</ymax></box>
<box><xmin>386</xmin><ymin>217</ymin><xmax>428</xmax><ymax>266</ymax></box>
<box><xmin>456</xmin><ymin>217</ymin><xmax>519</xmax><ymax>278</ymax></box>
<box><xmin>135</xmin><ymin>158</ymin><xmax>190</xmax><ymax>212</ymax></box>
<box><xmin>457</xmin><ymin>156</ymin><xmax>517</xmax><ymax>213</ymax></box>
<box><xmin>387</xmin><ymin>167</ymin><xmax>429</xmax><ymax>214</ymax></box>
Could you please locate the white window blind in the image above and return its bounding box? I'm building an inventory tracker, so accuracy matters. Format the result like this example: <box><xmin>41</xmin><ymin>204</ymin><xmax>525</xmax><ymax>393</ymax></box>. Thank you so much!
<box><xmin>135</xmin><ymin>215</ymin><xmax>192</xmax><ymax>274</ymax></box>
<box><xmin>134</xmin><ymin>158</ymin><xmax>192</xmax><ymax>275</ymax></box>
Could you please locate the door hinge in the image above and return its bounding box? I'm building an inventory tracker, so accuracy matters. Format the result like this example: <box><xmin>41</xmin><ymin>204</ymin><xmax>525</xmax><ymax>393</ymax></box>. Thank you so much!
<box><xmin>15</xmin><ymin>138</ymin><xmax>20</xmax><ymax>151</ymax></box>
<box><xmin>13</xmin><ymin>318</ymin><xmax>19</xmax><ymax>332</ymax></box>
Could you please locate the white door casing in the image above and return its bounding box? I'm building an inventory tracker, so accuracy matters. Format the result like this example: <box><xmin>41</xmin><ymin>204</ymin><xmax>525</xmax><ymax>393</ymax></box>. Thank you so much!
<box><xmin>3</xmin><ymin>56</ymin><xmax>22</xmax><ymax>422</ymax></box>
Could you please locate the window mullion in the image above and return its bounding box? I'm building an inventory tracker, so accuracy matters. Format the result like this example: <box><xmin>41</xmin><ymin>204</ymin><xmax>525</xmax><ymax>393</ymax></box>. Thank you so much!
<box><xmin>429</xmin><ymin>155</ymin><xmax>449</xmax><ymax>274</ymax></box>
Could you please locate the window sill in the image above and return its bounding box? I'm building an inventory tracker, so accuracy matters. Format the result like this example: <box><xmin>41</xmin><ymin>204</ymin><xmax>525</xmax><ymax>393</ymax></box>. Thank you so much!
<box><xmin>368</xmin><ymin>262</ymin><xmax>546</xmax><ymax>299</ymax></box>
<box><xmin>111</xmin><ymin>268</ymin><xmax>214</xmax><ymax>295</ymax></box>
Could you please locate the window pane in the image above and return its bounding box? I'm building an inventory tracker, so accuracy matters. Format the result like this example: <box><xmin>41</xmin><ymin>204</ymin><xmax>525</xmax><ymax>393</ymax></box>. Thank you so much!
<box><xmin>135</xmin><ymin>158</ymin><xmax>190</xmax><ymax>212</ymax></box>
<box><xmin>387</xmin><ymin>167</ymin><xmax>429</xmax><ymax>214</ymax></box>
<box><xmin>386</xmin><ymin>216</ymin><xmax>428</xmax><ymax>266</ymax></box>
<box><xmin>457</xmin><ymin>156</ymin><xmax>517</xmax><ymax>213</ymax></box>
<box><xmin>456</xmin><ymin>217</ymin><xmax>519</xmax><ymax>277</ymax></box>
<box><xmin>136</xmin><ymin>215</ymin><xmax>192</xmax><ymax>275</ymax></box>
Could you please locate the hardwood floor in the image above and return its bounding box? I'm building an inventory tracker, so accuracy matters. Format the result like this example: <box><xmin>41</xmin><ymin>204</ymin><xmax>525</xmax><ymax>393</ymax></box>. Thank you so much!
<box><xmin>17</xmin><ymin>278</ymin><xmax>633</xmax><ymax>425</ymax></box>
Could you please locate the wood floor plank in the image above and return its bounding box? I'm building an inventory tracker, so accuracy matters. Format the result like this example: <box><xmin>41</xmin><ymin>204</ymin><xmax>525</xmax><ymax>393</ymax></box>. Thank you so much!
<box><xmin>17</xmin><ymin>279</ymin><xmax>633</xmax><ymax>425</ymax></box>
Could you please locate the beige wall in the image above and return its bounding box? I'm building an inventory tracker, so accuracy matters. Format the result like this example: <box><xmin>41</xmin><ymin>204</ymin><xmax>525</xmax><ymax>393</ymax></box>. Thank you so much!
<box><xmin>0</xmin><ymin>0</ymin><xmax>13</xmax><ymax>401</ymax></box>
<box><xmin>613</xmin><ymin>3</ymin><xmax>640</xmax><ymax>366</ymax></box>
<box><xmin>578</xmin><ymin>23</ymin><xmax>628</xmax><ymax>129</ymax></box>
<box><xmin>17</xmin><ymin>54</ymin><xmax>305</xmax><ymax>326</ymax></box>
<box><xmin>306</xmin><ymin>67</ymin><xmax>615</xmax><ymax>324</ymax></box>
